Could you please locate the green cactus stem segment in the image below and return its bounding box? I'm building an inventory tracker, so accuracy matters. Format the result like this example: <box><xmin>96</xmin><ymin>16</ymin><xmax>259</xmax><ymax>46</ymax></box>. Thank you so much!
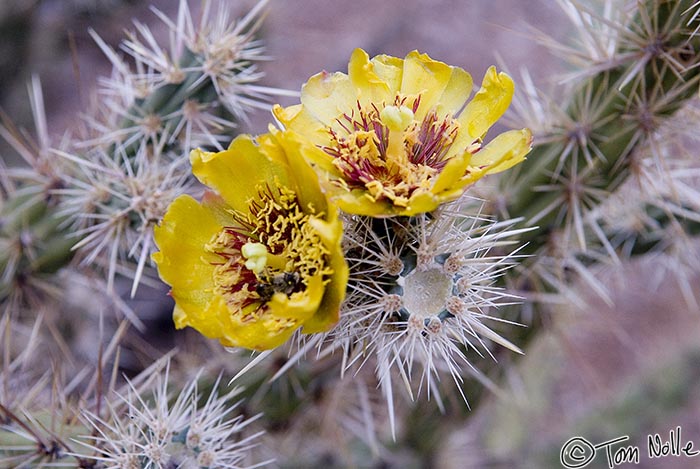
<box><xmin>454</xmin><ymin>0</ymin><xmax>700</xmax><ymax>433</ymax></box>
<box><xmin>399</xmin><ymin>267</ymin><xmax>454</xmax><ymax>318</ymax></box>
<box><xmin>0</xmin><ymin>191</ymin><xmax>75</xmax><ymax>305</ymax></box>
<box><xmin>505</xmin><ymin>0</ymin><xmax>700</xmax><ymax>256</ymax></box>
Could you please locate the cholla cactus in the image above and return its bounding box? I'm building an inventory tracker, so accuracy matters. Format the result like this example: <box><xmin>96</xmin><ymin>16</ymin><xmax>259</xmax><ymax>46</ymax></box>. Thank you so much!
<box><xmin>57</xmin><ymin>0</ymin><xmax>290</xmax><ymax>294</ymax></box>
<box><xmin>504</xmin><ymin>0</ymin><xmax>700</xmax><ymax>267</ymax></box>
<box><xmin>0</xmin><ymin>79</ymin><xmax>74</xmax><ymax>316</ymax></box>
<box><xmin>453</xmin><ymin>0</ymin><xmax>700</xmax><ymax>415</ymax></box>
<box><xmin>589</xmin><ymin>99</ymin><xmax>700</xmax><ymax>306</ymax></box>
<box><xmin>321</xmin><ymin>198</ymin><xmax>527</xmax><ymax>412</ymax></box>
<box><xmin>0</xmin><ymin>321</ymin><xmax>266</xmax><ymax>468</ymax></box>
<box><xmin>442</xmin><ymin>0</ymin><xmax>700</xmax><ymax>323</ymax></box>
<box><xmin>152</xmin><ymin>48</ymin><xmax>533</xmax><ymax>438</ymax></box>
<box><xmin>0</xmin><ymin>0</ymin><xmax>283</xmax><ymax>459</ymax></box>
<box><xmin>76</xmin><ymin>361</ymin><xmax>267</xmax><ymax>469</ymax></box>
<box><xmin>0</xmin><ymin>312</ymin><xmax>116</xmax><ymax>467</ymax></box>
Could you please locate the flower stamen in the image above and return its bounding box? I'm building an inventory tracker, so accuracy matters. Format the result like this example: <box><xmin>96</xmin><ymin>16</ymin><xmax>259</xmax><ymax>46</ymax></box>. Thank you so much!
<box><xmin>322</xmin><ymin>96</ymin><xmax>466</xmax><ymax>209</ymax></box>
<box><xmin>206</xmin><ymin>180</ymin><xmax>333</xmax><ymax>317</ymax></box>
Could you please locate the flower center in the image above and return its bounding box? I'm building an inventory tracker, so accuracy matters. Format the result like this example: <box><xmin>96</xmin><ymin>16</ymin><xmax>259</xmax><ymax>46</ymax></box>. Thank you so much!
<box><xmin>322</xmin><ymin>95</ymin><xmax>467</xmax><ymax>207</ymax></box>
<box><xmin>206</xmin><ymin>180</ymin><xmax>332</xmax><ymax>315</ymax></box>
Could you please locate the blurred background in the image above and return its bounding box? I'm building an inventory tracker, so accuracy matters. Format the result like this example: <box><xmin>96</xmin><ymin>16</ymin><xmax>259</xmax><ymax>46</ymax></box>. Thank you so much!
<box><xmin>0</xmin><ymin>0</ymin><xmax>565</xmax><ymax>141</ymax></box>
<box><xmin>1</xmin><ymin>0</ymin><xmax>699</xmax><ymax>467</ymax></box>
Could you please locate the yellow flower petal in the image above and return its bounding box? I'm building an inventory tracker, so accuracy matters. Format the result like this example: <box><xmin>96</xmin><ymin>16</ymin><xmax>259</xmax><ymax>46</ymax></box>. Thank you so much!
<box><xmin>300</xmin><ymin>71</ymin><xmax>356</xmax><ymax>123</ymax></box>
<box><xmin>272</xmin><ymin>102</ymin><xmax>302</xmax><ymax>126</ymax></box>
<box><xmin>190</xmin><ymin>136</ymin><xmax>289</xmax><ymax>213</ymax></box>
<box><xmin>470</xmin><ymin>128</ymin><xmax>533</xmax><ymax>175</ymax></box>
<box><xmin>200</xmin><ymin>191</ymin><xmax>234</xmax><ymax>226</ymax></box>
<box><xmin>403</xmin><ymin>191</ymin><xmax>441</xmax><ymax>216</ymax></box>
<box><xmin>152</xmin><ymin>195</ymin><xmax>220</xmax><ymax>292</ymax></box>
<box><xmin>435</xmin><ymin>66</ymin><xmax>473</xmax><ymax>116</ymax></box>
<box><xmin>173</xmin><ymin>296</ymin><xmax>231</xmax><ymax>341</ymax></box>
<box><xmin>266</xmin><ymin>129</ymin><xmax>332</xmax><ymax>213</ymax></box>
<box><xmin>153</xmin><ymin>195</ymin><xmax>234</xmax><ymax>341</ymax></box>
<box><xmin>221</xmin><ymin>309</ymin><xmax>300</xmax><ymax>350</ymax></box>
<box><xmin>302</xmin><ymin>233</ymin><xmax>348</xmax><ymax>333</ymax></box>
<box><xmin>334</xmin><ymin>191</ymin><xmax>394</xmax><ymax>217</ymax></box>
<box><xmin>348</xmin><ymin>48</ymin><xmax>392</xmax><ymax>104</ymax></box>
<box><xmin>430</xmin><ymin>152</ymin><xmax>471</xmax><ymax>195</ymax></box>
<box><xmin>369</xmin><ymin>53</ymin><xmax>404</xmax><ymax>91</ymax></box>
<box><xmin>400</xmin><ymin>50</ymin><xmax>456</xmax><ymax>118</ymax></box>
<box><xmin>272</xmin><ymin>103</ymin><xmax>331</xmax><ymax>146</ymax></box>
<box><xmin>456</xmin><ymin>66</ymin><xmax>514</xmax><ymax>141</ymax></box>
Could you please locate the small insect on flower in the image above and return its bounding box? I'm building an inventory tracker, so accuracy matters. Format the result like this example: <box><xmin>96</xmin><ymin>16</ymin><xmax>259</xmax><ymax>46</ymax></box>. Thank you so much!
<box><xmin>274</xmin><ymin>48</ymin><xmax>532</xmax><ymax>217</ymax></box>
<box><xmin>255</xmin><ymin>271</ymin><xmax>302</xmax><ymax>303</ymax></box>
<box><xmin>152</xmin><ymin>129</ymin><xmax>348</xmax><ymax>350</ymax></box>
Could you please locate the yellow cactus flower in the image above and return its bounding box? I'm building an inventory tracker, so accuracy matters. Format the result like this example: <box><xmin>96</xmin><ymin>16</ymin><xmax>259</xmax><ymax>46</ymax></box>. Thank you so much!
<box><xmin>274</xmin><ymin>48</ymin><xmax>532</xmax><ymax>216</ymax></box>
<box><xmin>152</xmin><ymin>130</ymin><xmax>348</xmax><ymax>350</ymax></box>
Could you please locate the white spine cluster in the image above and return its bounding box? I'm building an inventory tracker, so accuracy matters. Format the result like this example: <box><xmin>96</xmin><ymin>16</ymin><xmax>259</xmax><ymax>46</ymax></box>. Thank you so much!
<box><xmin>77</xmin><ymin>362</ymin><xmax>267</xmax><ymax>469</ymax></box>
<box><xmin>284</xmin><ymin>197</ymin><xmax>529</xmax><ymax>436</ymax></box>
<box><xmin>501</xmin><ymin>0</ymin><xmax>700</xmax><ymax>309</ymax></box>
